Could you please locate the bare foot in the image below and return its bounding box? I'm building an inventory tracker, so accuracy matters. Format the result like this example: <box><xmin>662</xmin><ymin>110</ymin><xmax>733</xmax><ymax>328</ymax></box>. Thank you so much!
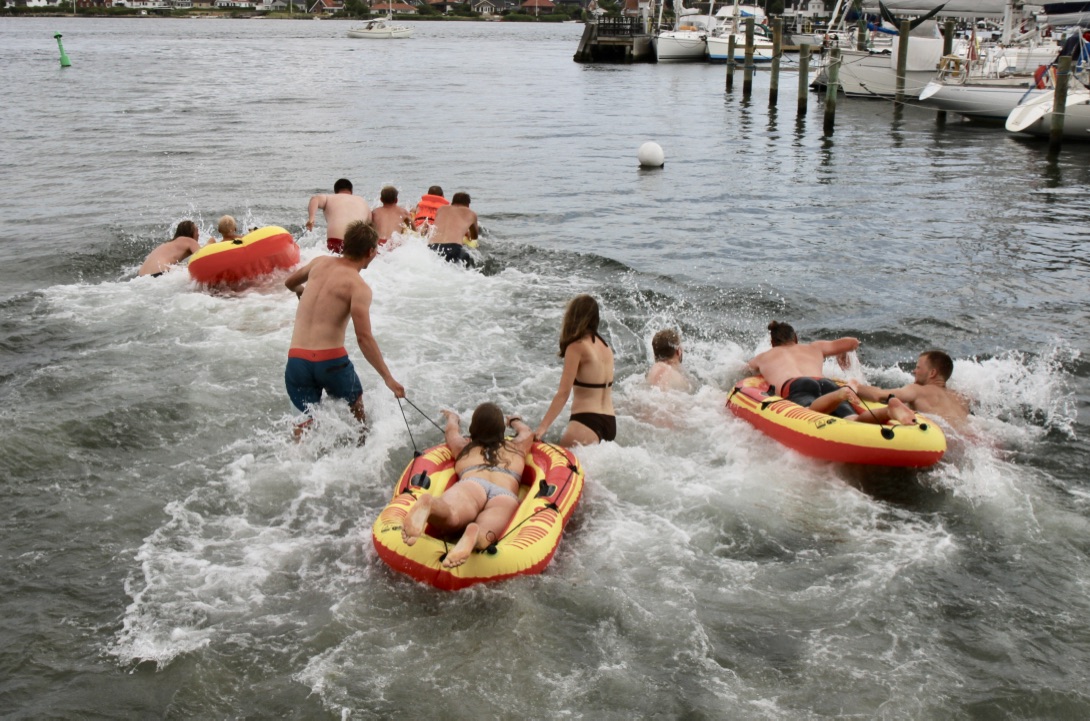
<box><xmin>442</xmin><ymin>522</ymin><xmax>479</xmax><ymax>568</ymax></box>
<box><xmin>888</xmin><ymin>397</ymin><xmax>917</xmax><ymax>425</ymax></box>
<box><xmin>401</xmin><ymin>494</ymin><xmax>433</xmax><ymax>547</ymax></box>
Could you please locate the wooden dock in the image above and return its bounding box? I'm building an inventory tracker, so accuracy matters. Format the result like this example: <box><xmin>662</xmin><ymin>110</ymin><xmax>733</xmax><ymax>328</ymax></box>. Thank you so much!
<box><xmin>573</xmin><ymin>18</ymin><xmax>654</xmax><ymax>63</ymax></box>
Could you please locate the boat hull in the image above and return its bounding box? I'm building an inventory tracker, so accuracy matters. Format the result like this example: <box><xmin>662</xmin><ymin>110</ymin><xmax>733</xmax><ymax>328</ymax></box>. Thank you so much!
<box><xmin>919</xmin><ymin>79</ymin><xmax>1047</xmax><ymax>121</ymax></box>
<box><xmin>653</xmin><ymin>30</ymin><xmax>707</xmax><ymax>62</ymax></box>
<box><xmin>727</xmin><ymin>376</ymin><xmax>946</xmax><ymax>468</ymax></box>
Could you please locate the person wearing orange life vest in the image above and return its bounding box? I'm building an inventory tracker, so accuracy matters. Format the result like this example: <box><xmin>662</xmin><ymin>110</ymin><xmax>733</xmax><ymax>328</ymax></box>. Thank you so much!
<box><xmin>411</xmin><ymin>185</ymin><xmax>449</xmax><ymax>233</ymax></box>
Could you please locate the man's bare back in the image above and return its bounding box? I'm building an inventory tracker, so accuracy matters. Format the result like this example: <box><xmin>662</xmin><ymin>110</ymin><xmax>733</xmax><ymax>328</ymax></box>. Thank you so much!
<box><xmin>307</xmin><ymin>190</ymin><xmax>371</xmax><ymax>241</ymax></box>
<box><xmin>138</xmin><ymin>227</ymin><xmax>201</xmax><ymax>277</ymax></box>
<box><xmin>287</xmin><ymin>257</ymin><xmax>366</xmax><ymax>350</ymax></box>
<box><xmin>749</xmin><ymin>340</ymin><xmax>855</xmax><ymax>391</ymax></box>
<box><xmin>430</xmin><ymin>202</ymin><xmax>478</xmax><ymax>246</ymax></box>
<box><xmin>371</xmin><ymin>204</ymin><xmax>411</xmax><ymax>241</ymax></box>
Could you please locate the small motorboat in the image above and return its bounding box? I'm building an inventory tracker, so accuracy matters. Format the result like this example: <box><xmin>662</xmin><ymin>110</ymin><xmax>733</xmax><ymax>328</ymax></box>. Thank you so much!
<box><xmin>347</xmin><ymin>16</ymin><xmax>413</xmax><ymax>39</ymax></box>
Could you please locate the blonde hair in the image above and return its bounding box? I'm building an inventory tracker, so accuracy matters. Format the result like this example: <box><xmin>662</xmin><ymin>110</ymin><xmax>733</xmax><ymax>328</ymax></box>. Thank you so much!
<box><xmin>217</xmin><ymin>215</ymin><xmax>238</xmax><ymax>237</ymax></box>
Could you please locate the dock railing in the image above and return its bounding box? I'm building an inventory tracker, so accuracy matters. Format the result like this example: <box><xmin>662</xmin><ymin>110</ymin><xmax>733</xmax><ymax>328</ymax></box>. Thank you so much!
<box><xmin>595</xmin><ymin>17</ymin><xmax>642</xmax><ymax>37</ymax></box>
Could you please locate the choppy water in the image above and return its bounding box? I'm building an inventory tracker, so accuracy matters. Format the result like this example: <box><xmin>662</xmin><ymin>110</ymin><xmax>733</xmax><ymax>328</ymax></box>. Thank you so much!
<box><xmin>1</xmin><ymin>16</ymin><xmax>1088</xmax><ymax>719</ymax></box>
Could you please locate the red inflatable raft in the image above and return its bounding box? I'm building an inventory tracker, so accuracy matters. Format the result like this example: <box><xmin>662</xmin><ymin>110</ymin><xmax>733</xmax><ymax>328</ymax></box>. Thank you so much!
<box><xmin>188</xmin><ymin>226</ymin><xmax>299</xmax><ymax>285</ymax></box>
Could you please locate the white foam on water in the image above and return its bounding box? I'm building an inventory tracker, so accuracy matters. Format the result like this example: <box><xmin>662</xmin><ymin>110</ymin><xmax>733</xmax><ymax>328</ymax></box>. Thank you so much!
<box><xmin>58</xmin><ymin>235</ymin><xmax>1081</xmax><ymax>715</ymax></box>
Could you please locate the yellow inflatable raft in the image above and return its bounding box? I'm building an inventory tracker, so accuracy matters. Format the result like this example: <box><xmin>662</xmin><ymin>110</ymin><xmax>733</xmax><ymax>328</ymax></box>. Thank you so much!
<box><xmin>727</xmin><ymin>376</ymin><xmax>946</xmax><ymax>468</ymax></box>
<box><xmin>188</xmin><ymin>225</ymin><xmax>299</xmax><ymax>285</ymax></box>
<box><xmin>372</xmin><ymin>442</ymin><xmax>584</xmax><ymax>590</ymax></box>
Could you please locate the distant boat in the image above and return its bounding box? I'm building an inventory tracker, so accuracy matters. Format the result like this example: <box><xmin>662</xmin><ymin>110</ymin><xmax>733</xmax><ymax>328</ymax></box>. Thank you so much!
<box><xmin>348</xmin><ymin>14</ymin><xmax>413</xmax><ymax>38</ymax></box>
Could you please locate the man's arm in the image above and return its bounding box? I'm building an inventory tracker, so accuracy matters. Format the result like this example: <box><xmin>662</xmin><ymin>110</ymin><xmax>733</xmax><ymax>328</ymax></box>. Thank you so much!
<box><xmin>812</xmin><ymin>337</ymin><xmax>860</xmax><ymax>357</ymax></box>
<box><xmin>856</xmin><ymin>382</ymin><xmax>919</xmax><ymax>404</ymax></box>
<box><xmin>306</xmin><ymin>195</ymin><xmax>325</xmax><ymax>232</ymax></box>
<box><xmin>284</xmin><ymin>258</ymin><xmax>317</xmax><ymax>298</ymax></box>
<box><xmin>468</xmin><ymin>211</ymin><xmax>479</xmax><ymax>240</ymax></box>
<box><xmin>350</xmin><ymin>282</ymin><xmax>405</xmax><ymax>397</ymax></box>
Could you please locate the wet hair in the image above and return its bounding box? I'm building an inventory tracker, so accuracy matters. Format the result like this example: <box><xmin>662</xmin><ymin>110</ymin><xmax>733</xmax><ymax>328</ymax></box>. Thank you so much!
<box><xmin>768</xmin><ymin>320</ymin><xmax>797</xmax><ymax>347</ymax></box>
<box><xmin>452</xmin><ymin>192</ymin><xmax>471</xmax><ymax>206</ymax></box>
<box><xmin>334</xmin><ymin>178</ymin><xmax>353</xmax><ymax>193</ymax></box>
<box><xmin>380</xmin><ymin>186</ymin><xmax>398</xmax><ymax>204</ymax></box>
<box><xmin>175</xmin><ymin>220</ymin><xmax>198</xmax><ymax>240</ymax></box>
<box><xmin>342</xmin><ymin>220</ymin><xmax>378</xmax><ymax>259</ymax></box>
<box><xmin>427</xmin><ymin>185</ymin><xmax>443</xmax><ymax>196</ymax></box>
<box><xmin>920</xmin><ymin>350</ymin><xmax>954</xmax><ymax>381</ymax></box>
<box><xmin>458</xmin><ymin>402</ymin><xmax>508</xmax><ymax>467</ymax></box>
<box><xmin>558</xmin><ymin>294</ymin><xmax>602</xmax><ymax>358</ymax></box>
<box><xmin>651</xmin><ymin>329</ymin><xmax>681</xmax><ymax>361</ymax></box>
<box><xmin>217</xmin><ymin>215</ymin><xmax>237</xmax><ymax>237</ymax></box>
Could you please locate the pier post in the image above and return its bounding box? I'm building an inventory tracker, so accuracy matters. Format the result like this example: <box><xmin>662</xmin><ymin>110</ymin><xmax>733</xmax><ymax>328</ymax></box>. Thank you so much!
<box><xmin>770</xmin><ymin>17</ymin><xmax>782</xmax><ymax>106</ymax></box>
<box><xmin>726</xmin><ymin>34</ymin><xmax>737</xmax><ymax>91</ymax></box>
<box><xmin>895</xmin><ymin>19</ymin><xmax>910</xmax><ymax>105</ymax></box>
<box><xmin>797</xmin><ymin>44</ymin><xmax>810</xmax><ymax>116</ymax></box>
<box><xmin>937</xmin><ymin>20</ymin><xmax>954</xmax><ymax>125</ymax></box>
<box><xmin>824</xmin><ymin>47</ymin><xmax>840</xmax><ymax>135</ymax></box>
<box><xmin>743</xmin><ymin>17</ymin><xmax>755</xmax><ymax>97</ymax></box>
<box><xmin>1050</xmin><ymin>55</ymin><xmax>1072</xmax><ymax>156</ymax></box>
<box><xmin>856</xmin><ymin>18</ymin><xmax>866</xmax><ymax>51</ymax></box>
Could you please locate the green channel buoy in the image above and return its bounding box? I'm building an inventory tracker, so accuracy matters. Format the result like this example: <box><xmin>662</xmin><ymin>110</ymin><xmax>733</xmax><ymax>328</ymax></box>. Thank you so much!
<box><xmin>54</xmin><ymin>32</ymin><xmax>71</xmax><ymax>68</ymax></box>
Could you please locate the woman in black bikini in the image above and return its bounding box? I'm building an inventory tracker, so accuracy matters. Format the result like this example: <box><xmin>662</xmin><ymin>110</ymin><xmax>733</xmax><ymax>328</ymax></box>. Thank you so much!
<box><xmin>401</xmin><ymin>403</ymin><xmax>534</xmax><ymax>568</ymax></box>
<box><xmin>534</xmin><ymin>294</ymin><xmax>616</xmax><ymax>446</ymax></box>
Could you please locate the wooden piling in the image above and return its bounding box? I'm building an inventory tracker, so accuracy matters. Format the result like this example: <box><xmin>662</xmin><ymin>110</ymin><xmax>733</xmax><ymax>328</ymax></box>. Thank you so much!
<box><xmin>743</xmin><ymin>17</ymin><xmax>755</xmax><ymax>97</ymax></box>
<box><xmin>824</xmin><ymin>47</ymin><xmax>840</xmax><ymax>135</ymax></box>
<box><xmin>937</xmin><ymin>20</ymin><xmax>954</xmax><ymax>125</ymax></box>
<box><xmin>1050</xmin><ymin>55</ymin><xmax>1072</xmax><ymax>156</ymax></box>
<box><xmin>770</xmin><ymin>17</ymin><xmax>782</xmax><ymax>106</ymax></box>
<box><xmin>798</xmin><ymin>44</ymin><xmax>810</xmax><ymax>116</ymax></box>
<box><xmin>895</xmin><ymin>19</ymin><xmax>910</xmax><ymax>105</ymax></box>
<box><xmin>856</xmin><ymin>18</ymin><xmax>866</xmax><ymax>51</ymax></box>
<box><xmin>726</xmin><ymin>34</ymin><xmax>737</xmax><ymax>92</ymax></box>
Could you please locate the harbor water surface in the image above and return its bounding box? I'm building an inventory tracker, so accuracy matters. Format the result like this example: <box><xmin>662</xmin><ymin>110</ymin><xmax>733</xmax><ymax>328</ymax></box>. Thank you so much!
<box><xmin>2</xmin><ymin>17</ymin><xmax>1089</xmax><ymax>719</ymax></box>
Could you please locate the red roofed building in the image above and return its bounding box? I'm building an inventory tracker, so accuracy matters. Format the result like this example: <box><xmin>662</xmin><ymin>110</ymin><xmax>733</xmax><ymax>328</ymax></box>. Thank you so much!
<box><xmin>308</xmin><ymin>0</ymin><xmax>342</xmax><ymax>12</ymax></box>
<box><xmin>520</xmin><ymin>0</ymin><xmax>553</xmax><ymax>13</ymax></box>
<box><xmin>372</xmin><ymin>1</ymin><xmax>416</xmax><ymax>12</ymax></box>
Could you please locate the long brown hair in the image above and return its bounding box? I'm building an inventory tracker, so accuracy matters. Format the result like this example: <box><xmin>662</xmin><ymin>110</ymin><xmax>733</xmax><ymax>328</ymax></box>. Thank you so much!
<box><xmin>458</xmin><ymin>402</ymin><xmax>507</xmax><ymax>466</ymax></box>
<box><xmin>558</xmin><ymin>294</ymin><xmax>603</xmax><ymax>358</ymax></box>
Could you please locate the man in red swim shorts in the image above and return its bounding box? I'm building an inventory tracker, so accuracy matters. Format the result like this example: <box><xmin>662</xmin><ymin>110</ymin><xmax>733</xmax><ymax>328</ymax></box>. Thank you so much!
<box><xmin>306</xmin><ymin>178</ymin><xmax>371</xmax><ymax>254</ymax></box>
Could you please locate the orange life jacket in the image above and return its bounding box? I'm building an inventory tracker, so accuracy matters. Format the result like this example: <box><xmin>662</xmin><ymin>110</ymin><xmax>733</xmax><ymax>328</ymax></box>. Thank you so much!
<box><xmin>412</xmin><ymin>194</ymin><xmax>449</xmax><ymax>228</ymax></box>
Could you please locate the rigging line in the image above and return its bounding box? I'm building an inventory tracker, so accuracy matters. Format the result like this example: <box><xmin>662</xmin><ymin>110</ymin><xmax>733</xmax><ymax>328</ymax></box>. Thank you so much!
<box><xmin>400</xmin><ymin>396</ymin><xmax>447</xmax><ymax>434</ymax></box>
<box><xmin>396</xmin><ymin>397</ymin><xmax>422</xmax><ymax>456</ymax></box>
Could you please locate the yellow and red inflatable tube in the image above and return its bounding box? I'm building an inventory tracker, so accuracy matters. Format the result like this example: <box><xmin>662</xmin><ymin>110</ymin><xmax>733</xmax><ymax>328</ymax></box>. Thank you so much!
<box><xmin>727</xmin><ymin>376</ymin><xmax>946</xmax><ymax>468</ymax></box>
<box><xmin>188</xmin><ymin>225</ymin><xmax>299</xmax><ymax>285</ymax></box>
<box><xmin>372</xmin><ymin>442</ymin><xmax>585</xmax><ymax>590</ymax></box>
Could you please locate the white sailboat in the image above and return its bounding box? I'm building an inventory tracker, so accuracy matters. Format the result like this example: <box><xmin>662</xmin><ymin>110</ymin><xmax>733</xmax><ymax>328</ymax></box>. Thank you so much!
<box><xmin>1006</xmin><ymin>79</ymin><xmax>1090</xmax><ymax>138</ymax></box>
<box><xmin>653</xmin><ymin>0</ymin><xmax>713</xmax><ymax>62</ymax></box>
<box><xmin>706</xmin><ymin>2</ymin><xmax>776</xmax><ymax>62</ymax></box>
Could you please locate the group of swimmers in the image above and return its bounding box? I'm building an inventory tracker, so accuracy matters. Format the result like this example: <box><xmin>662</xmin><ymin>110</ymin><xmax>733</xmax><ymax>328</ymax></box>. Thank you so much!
<box><xmin>137</xmin><ymin>193</ymin><xmax>972</xmax><ymax>569</ymax></box>
<box><xmin>137</xmin><ymin>178</ymin><xmax>479</xmax><ymax>278</ymax></box>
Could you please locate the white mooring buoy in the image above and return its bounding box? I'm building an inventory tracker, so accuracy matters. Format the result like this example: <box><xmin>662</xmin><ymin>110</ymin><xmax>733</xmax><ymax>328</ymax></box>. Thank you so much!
<box><xmin>637</xmin><ymin>141</ymin><xmax>664</xmax><ymax>168</ymax></box>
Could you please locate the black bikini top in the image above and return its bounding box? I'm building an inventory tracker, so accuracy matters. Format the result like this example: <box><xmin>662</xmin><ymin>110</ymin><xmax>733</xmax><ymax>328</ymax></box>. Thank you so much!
<box><xmin>572</xmin><ymin>333</ymin><xmax>612</xmax><ymax>388</ymax></box>
<box><xmin>573</xmin><ymin>378</ymin><xmax>613</xmax><ymax>389</ymax></box>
